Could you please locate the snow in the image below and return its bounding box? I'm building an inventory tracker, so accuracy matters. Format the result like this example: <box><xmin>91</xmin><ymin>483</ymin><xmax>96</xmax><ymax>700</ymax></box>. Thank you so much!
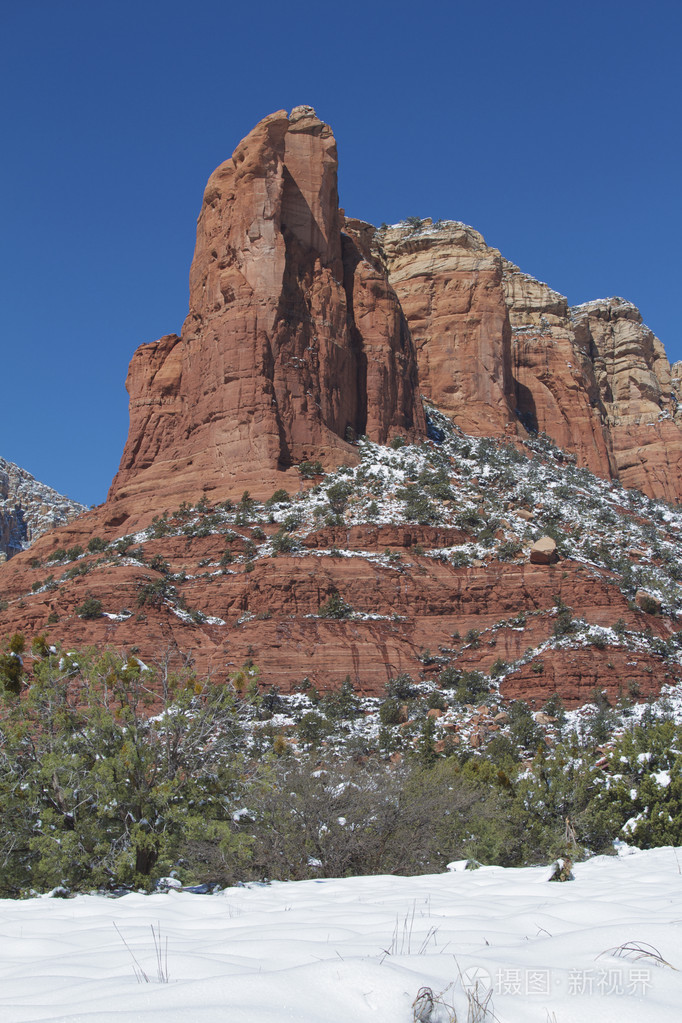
<box><xmin>2</xmin><ymin>847</ymin><xmax>681</xmax><ymax>1022</ymax></box>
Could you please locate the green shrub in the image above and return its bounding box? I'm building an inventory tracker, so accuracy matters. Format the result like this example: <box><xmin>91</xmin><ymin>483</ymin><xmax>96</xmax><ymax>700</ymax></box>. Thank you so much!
<box><xmin>87</xmin><ymin>537</ymin><xmax>107</xmax><ymax>553</ymax></box>
<box><xmin>282</xmin><ymin>511</ymin><xmax>303</xmax><ymax>532</ymax></box>
<box><xmin>137</xmin><ymin>578</ymin><xmax>173</xmax><ymax>607</ymax></box>
<box><xmin>75</xmin><ymin>596</ymin><xmax>103</xmax><ymax>619</ymax></box>
<box><xmin>385</xmin><ymin>673</ymin><xmax>417</xmax><ymax>700</ymax></box>
<box><xmin>456</xmin><ymin>670</ymin><xmax>488</xmax><ymax>703</ymax></box>
<box><xmin>64</xmin><ymin>563</ymin><xmax>90</xmax><ymax>580</ymax></box>
<box><xmin>271</xmin><ymin>529</ymin><xmax>297</xmax><ymax>555</ymax></box>
<box><xmin>149</xmin><ymin>554</ymin><xmax>171</xmax><ymax>574</ymax></box>
<box><xmin>553</xmin><ymin>605</ymin><xmax>576</xmax><ymax>638</ymax></box>
<box><xmin>638</xmin><ymin>593</ymin><xmax>661</xmax><ymax>615</ymax></box>
<box><xmin>297</xmin><ymin>711</ymin><xmax>332</xmax><ymax>746</ymax></box>
<box><xmin>150</xmin><ymin>515</ymin><xmax>171</xmax><ymax>538</ymax></box>
<box><xmin>438</xmin><ymin>665</ymin><xmax>461</xmax><ymax>688</ymax></box>
<box><xmin>543</xmin><ymin>693</ymin><xmax>566</xmax><ymax>723</ymax></box>
<box><xmin>0</xmin><ymin>635</ymin><xmax>25</xmax><ymax>694</ymax></box>
<box><xmin>508</xmin><ymin>701</ymin><xmax>542</xmax><ymax>750</ymax></box>
<box><xmin>464</xmin><ymin>628</ymin><xmax>481</xmax><ymax>648</ymax></box>
<box><xmin>414</xmin><ymin>715</ymin><xmax>438</xmax><ymax>766</ymax></box>
<box><xmin>320</xmin><ymin>676</ymin><xmax>360</xmax><ymax>720</ymax></box>
<box><xmin>427</xmin><ymin>689</ymin><xmax>447</xmax><ymax>711</ymax></box>
<box><xmin>397</xmin><ymin>487</ymin><xmax>440</xmax><ymax>524</ymax></box>
<box><xmin>0</xmin><ymin>650</ymin><xmax>248</xmax><ymax>894</ymax></box>
<box><xmin>318</xmin><ymin>591</ymin><xmax>354</xmax><ymax>619</ymax></box>
<box><xmin>235</xmin><ymin>491</ymin><xmax>256</xmax><ymax>524</ymax></box>
<box><xmin>326</xmin><ymin>481</ymin><xmax>353</xmax><ymax>515</ymax></box>
<box><xmin>298</xmin><ymin>460</ymin><xmax>323</xmax><ymax>479</ymax></box>
<box><xmin>266</xmin><ymin>489</ymin><xmax>291</xmax><ymax>506</ymax></box>
<box><xmin>379</xmin><ymin>697</ymin><xmax>403</xmax><ymax>725</ymax></box>
<box><xmin>497</xmin><ymin>540</ymin><xmax>522</xmax><ymax>561</ymax></box>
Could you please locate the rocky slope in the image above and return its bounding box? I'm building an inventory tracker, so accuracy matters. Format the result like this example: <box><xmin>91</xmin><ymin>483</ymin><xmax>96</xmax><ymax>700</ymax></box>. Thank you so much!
<box><xmin>379</xmin><ymin>219</ymin><xmax>682</xmax><ymax>502</ymax></box>
<box><xmin>2</xmin><ymin>411</ymin><xmax>681</xmax><ymax>709</ymax></box>
<box><xmin>1</xmin><ymin>108</ymin><xmax>682</xmax><ymax>716</ymax></box>
<box><xmin>0</xmin><ymin>457</ymin><xmax>85</xmax><ymax>560</ymax></box>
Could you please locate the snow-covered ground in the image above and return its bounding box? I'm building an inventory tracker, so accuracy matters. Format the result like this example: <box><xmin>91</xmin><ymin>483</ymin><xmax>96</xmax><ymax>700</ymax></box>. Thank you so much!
<box><xmin>2</xmin><ymin>847</ymin><xmax>681</xmax><ymax>1022</ymax></box>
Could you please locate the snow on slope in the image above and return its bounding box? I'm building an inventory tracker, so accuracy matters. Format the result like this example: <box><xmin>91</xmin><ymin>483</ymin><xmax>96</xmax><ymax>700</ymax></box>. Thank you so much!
<box><xmin>2</xmin><ymin>846</ymin><xmax>681</xmax><ymax>1022</ymax></box>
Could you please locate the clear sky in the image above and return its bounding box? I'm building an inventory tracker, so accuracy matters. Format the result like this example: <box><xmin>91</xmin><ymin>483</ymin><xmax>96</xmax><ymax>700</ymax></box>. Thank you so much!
<box><xmin>2</xmin><ymin>0</ymin><xmax>680</xmax><ymax>507</ymax></box>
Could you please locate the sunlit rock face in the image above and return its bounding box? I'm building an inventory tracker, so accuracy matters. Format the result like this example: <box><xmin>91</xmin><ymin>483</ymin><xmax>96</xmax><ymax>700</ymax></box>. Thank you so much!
<box><xmin>107</xmin><ymin>107</ymin><xmax>425</xmax><ymax>528</ymax></box>
<box><xmin>381</xmin><ymin>219</ymin><xmax>682</xmax><ymax>502</ymax></box>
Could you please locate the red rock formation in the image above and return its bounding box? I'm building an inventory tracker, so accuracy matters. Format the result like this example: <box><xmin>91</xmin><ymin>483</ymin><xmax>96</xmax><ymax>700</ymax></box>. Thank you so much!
<box><xmin>571</xmin><ymin>298</ymin><xmax>682</xmax><ymax>500</ymax></box>
<box><xmin>503</xmin><ymin>261</ymin><xmax>614</xmax><ymax>476</ymax></box>
<box><xmin>507</xmin><ymin>277</ymin><xmax>682</xmax><ymax>500</ymax></box>
<box><xmin>1</xmin><ymin>532</ymin><xmax>677</xmax><ymax>708</ymax></box>
<box><xmin>380</xmin><ymin>220</ymin><xmax>682</xmax><ymax>503</ymax></box>
<box><xmin>107</xmin><ymin>107</ymin><xmax>424</xmax><ymax>531</ymax></box>
<box><xmin>378</xmin><ymin>221</ymin><xmax>518</xmax><ymax>437</ymax></box>
<box><xmin>1</xmin><ymin>111</ymin><xmax>681</xmax><ymax>718</ymax></box>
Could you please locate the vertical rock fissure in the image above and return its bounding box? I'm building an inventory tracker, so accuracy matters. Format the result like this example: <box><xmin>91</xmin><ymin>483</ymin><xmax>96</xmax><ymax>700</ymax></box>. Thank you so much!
<box><xmin>341</xmin><ymin>233</ymin><xmax>368</xmax><ymax>440</ymax></box>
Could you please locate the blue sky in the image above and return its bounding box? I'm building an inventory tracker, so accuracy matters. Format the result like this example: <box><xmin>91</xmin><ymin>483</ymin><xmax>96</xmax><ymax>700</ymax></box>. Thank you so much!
<box><xmin>2</xmin><ymin>0</ymin><xmax>680</xmax><ymax>506</ymax></box>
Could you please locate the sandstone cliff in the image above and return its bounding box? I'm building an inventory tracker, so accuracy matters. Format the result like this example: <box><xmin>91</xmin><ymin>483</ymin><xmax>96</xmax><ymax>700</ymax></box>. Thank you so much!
<box><xmin>379</xmin><ymin>219</ymin><xmax>682</xmax><ymax>503</ymax></box>
<box><xmin>378</xmin><ymin>221</ymin><xmax>517</xmax><ymax>437</ymax></box>
<box><xmin>0</xmin><ymin>457</ymin><xmax>85</xmax><ymax>561</ymax></box>
<box><xmin>1</xmin><ymin>110</ymin><xmax>681</xmax><ymax>717</ymax></box>
<box><xmin>570</xmin><ymin>297</ymin><xmax>682</xmax><ymax>499</ymax></box>
<box><xmin>107</xmin><ymin>107</ymin><xmax>424</xmax><ymax>531</ymax></box>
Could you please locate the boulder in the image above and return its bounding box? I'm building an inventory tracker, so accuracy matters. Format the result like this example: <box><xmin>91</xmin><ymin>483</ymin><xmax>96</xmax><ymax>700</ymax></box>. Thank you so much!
<box><xmin>635</xmin><ymin>589</ymin><xmax>661</xmax><ymax>614</ymax></box>
<box><xmin>530</xmin><ymin>537</ymin><xmax>559</xmax><ymax>565</ymax></box>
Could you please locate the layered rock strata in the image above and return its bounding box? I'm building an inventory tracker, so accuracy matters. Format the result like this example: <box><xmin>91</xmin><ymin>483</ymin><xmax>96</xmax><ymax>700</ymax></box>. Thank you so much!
<box><xmin>380</xmin><ymin>220</ymin><xmax>682</xmax><ymax>502</ymax></box>
<box><xmin>378</xmin><ymin>221</ymin><xmax>517</xmax><ymax>437</ymax></box>
<box><xmin>107</xmin><ymin>107</ymin><xmax>424</xmax><ymax>529</ymax></box>
<box><xmin>570</xmin><ymin>297</ymin><xmax>682</xmax><ymax>499</ymax></box>
<box><xmin>0</xmin><ymin>529</ymin><xmax>675</xmax><ymax>708</ymax></box>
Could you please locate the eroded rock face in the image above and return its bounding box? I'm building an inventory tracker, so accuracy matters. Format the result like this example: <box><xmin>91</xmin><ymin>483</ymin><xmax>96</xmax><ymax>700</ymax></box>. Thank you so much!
<box><xmin>380</xmin><ymin>220</ymin><xmax>682</xmax><ymax>502</ymax></box>
<box><xmin>108</xmin><ymin>108</ymin><xmax>424</xmax><ymax>529</ymax></box>
<box><xmin>1</xmin><ymin>528</ymin><xmax>677</xmax><ymax>708</ymax></box>
<box><xmin>378</xmin><ymin>221</ymin><xmax>518</xmax><ymax>437</ymax></box>
<box><xmin>0</xmin><ymin>458</ymin><xmax>85</xmax><ymax>560</ymax></box>
<box><xmin>571</xmin><ymin>298</ymin><xmax>682</xmax><ymax>500</ymax></box>
<box><xmin>503</xmin><ymin>261</ymin><xmax>613</xmax><ymax>477</ymax></box>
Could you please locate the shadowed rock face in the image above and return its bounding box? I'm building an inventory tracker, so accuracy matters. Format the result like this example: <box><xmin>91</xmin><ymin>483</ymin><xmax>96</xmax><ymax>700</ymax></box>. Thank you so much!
<box><xmin>107</xmin><ymin>107</ymin><xmax>424</xmax><ymax>528</ymax></box>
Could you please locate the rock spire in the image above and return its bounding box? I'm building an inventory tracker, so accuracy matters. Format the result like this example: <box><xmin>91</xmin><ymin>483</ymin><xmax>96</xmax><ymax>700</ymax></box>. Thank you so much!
<box><xmin>107</xmin><ymin>107</ymin><xmax>424</xmax><ymax>526</ymax></box>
